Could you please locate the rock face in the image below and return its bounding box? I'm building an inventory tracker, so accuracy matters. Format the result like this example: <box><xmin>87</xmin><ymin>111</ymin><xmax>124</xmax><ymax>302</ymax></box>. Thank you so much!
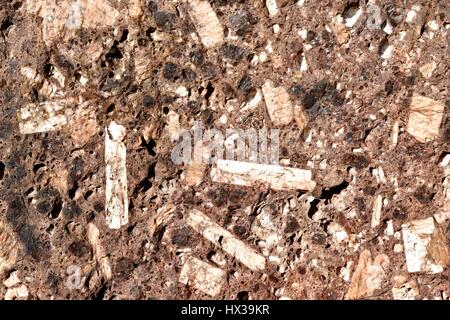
<box><xmin>0</xmin><ymin>0</ymin><xmax>449</xmax><ymax>300</ymax></box>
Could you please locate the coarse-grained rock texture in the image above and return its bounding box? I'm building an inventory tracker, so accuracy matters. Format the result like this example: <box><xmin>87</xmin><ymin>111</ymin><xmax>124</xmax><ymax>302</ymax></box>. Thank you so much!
<box><xmin>0</xmin><ymin>0</ymin><xmax>449</xmax><ymax>300</ymax></box>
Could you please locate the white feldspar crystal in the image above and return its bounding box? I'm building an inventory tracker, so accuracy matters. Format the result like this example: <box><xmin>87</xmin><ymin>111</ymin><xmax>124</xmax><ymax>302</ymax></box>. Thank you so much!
<box><xmin>179</xmin><ymin>256</ymin><xmax>226</xmax><ymax>297</ymax></box>
<box><xmin>78</xmin><ymin>0</ymin><xmax>119</xmax><ymax>29</ymax></box>
<box><xmin>51</xmin><ymin>66</ymin><xmax>66</xmax><ymax>87</ymax></box>
<box><xmin>383</xmin><ymin>20</ymin><xmax>393</xmax><ymax>34</ymax></box>
<box><xmin>25</xmin><ymin>0</ymin><xmax>120</xmax><ymax>46</ymax></box>
<box><xmin>298</xmin><ymin>29</ymin><xmax>307</xmax><ymax>40</ymax></box>
<box><xmin>166</xmin><ymin>110</ymin><xmax>180</xmax><ymax>142</ymax></box>
<box><xmin>407</xmin><ymin>94</ymin><xmax>444</xmax><ymax>143</ymax></box>
<box><xmin>187</xmin><ymin>0</ymin><xmax>224</xmax><ymax>48</ymax></box>
<box><xmin>105</xmin><ymin>121</ymin><xmax>129</xmax><ymax>229</ymax></box>
<box><xmin>134</xmin><ymin>48</ymin><xmax>152</xmax><ymax>82</ymax></box>
<box><xmin>419</xmin><ymin>61</ymin><xmax>437</xmax><ymax>79</ymax></box>
<box><xmin>402</xmin><ymin>217</ymin><xmax>448</xmax><ymax>274</ymax></box>
<box><xmin>273</xmin><ymin>24</ymin><xmax>280</xmax><ymax>34</ymax></box>
<box><xmin>328</xmin><ymin>222</ymin><xmax>348</xmax><ymax>243</ymax></box>
<box><xmin>260</xmin><ymin>51</ymin><xmax>268</xmax><ymax>62</ymax></box>
<box><xmin>434</xmin><ymin>176</ymin><xmax>450</xmax><ymax>225</ymax></box>
<box><xmin>300</xmin><ymin>55</ymin><xmax>308</xmax><ymax>72</ymax></box>
<box><xmin>240</xmin><ymin>89</ymin><xmax>263</xmax><ymax>113</ymax></box>
<box><xmin>252</xmin><ymin>207</ymin><xmax>282</xmax><ymax>249</ymax></box>
<box><xmin>344</xmin><ymin>8</ymin><xmax>363</xmax><ymax>28</ymax></box>
<box><xmin>381</xmin><ymin>45</ymin><xmax>394</xmax><ymax>60</ymax></box>
<box><xmin>371</xmin><ymin>195</ymin><xmax>383</xmax><ymax>228</ymax></box>
<box><xmin>372</xmin><ymin>167</ymin><xmax>386</xmax><ymax>184</ymax></box>
<box><xmin>391</xmin><ymin>121</ymin><xmax>399</xmax><ymax>147</ymax></box>
<box><xmin>211</xmin><ymin>159</ymin><xmax>316</xmax><ymax>191</ymax></box>
<box><xmin>176</xmin><ymin>86</ymin><xmax>188</xmax><ymax>97</ymax></box>
<box><xmin>440</xmin><ymin>154</ymin><xmax>450</xmax><ymax>167</ymax></box>
<box><xmin>209</xmin><ymin>251</ymin><xmax>227</xmax><ymax>267</ymax></box>
<box><xmin>79</xmin><ymin>75</ymin><xmax>88</xmax><ymax>86</ymax></box>
<box><xmin>384</xmin><ymin>220</ymin><xmax>394</xmax><ymax>236</ymax></box>
<box><xmin>219</xmin><ymin>114</ymin><xmax>228</xmax><ymax>124</ymax></box>
<box><xmin>262</xmin><ymin>80</ymin><xmax>294</xmax><ymax>126</ymax></box>
<box><xmin>427</xmin><ymin>20</ymin><xmax>439</xmax><ymax>31</ymax></box>
<box><xmin>339</xmin><ymin>261</ymin><xmax>353</xmax><ymax>282</ymax></box>
<box><xmin>3</xmin><ymin>271</ymin><xmax>21</xmax><ymax>288</ymax></box>
<box><xmin>406</xmin><ymin>8</ymin><xmax>419</xmax><ymax>23</ymax></box>
<box><xmin>18</xmin><ymin>101</ymin><xmax>69</xmax><ymax>134</ymax></box>
<box><xmin>19</xmin><ymin>100</ymin><xmax>98</xmax><ymax>145</ymax></box>
<box><xmin>128</xmin><ymin>0</ymin><xmax>143</xmax><ymax>17</ymax></box>
<box><xmin>187</xmin><ymin>209</ymin><xmax>266</xmax><ymax>271</ymax></box>
<box><xmin>345</xmin><ymin>250</ymin><xmax>390</xmax><ymax>299</ymax></box>
<box><xmin>433</xmin><ymin>205</ymin><xmax>450</xmax><ymax>224</ymax></box>
<box><xmin>392</xmin><ymin>281</ymin><xmax>419</xmax><ymax>300</ymax></box>
<box><xmin>20</xmin><ymin>66</ymin><xmax>39</xmax><ymax>81</ymax></box>
<box><xmin>266</xmin><ymin>0</ymin><xmax>279</xmax><ymax>17</ymax></box>
<box><xmin>4</xmin><ymin>284</ymin><xmax>29</xmax><ymax>300</ymax></box>
<box><xmin>87</xmin><ymin>223</ymin><xmax>112</xmax><ymax>280</ymax></box>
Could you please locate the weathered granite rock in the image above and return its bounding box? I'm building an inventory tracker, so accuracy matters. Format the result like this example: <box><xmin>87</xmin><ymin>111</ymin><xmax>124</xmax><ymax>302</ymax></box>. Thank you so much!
<box><xmin>0</xmin><ymin>0</ymin><xmax>448</xmax><ymax>300</ymax></box>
